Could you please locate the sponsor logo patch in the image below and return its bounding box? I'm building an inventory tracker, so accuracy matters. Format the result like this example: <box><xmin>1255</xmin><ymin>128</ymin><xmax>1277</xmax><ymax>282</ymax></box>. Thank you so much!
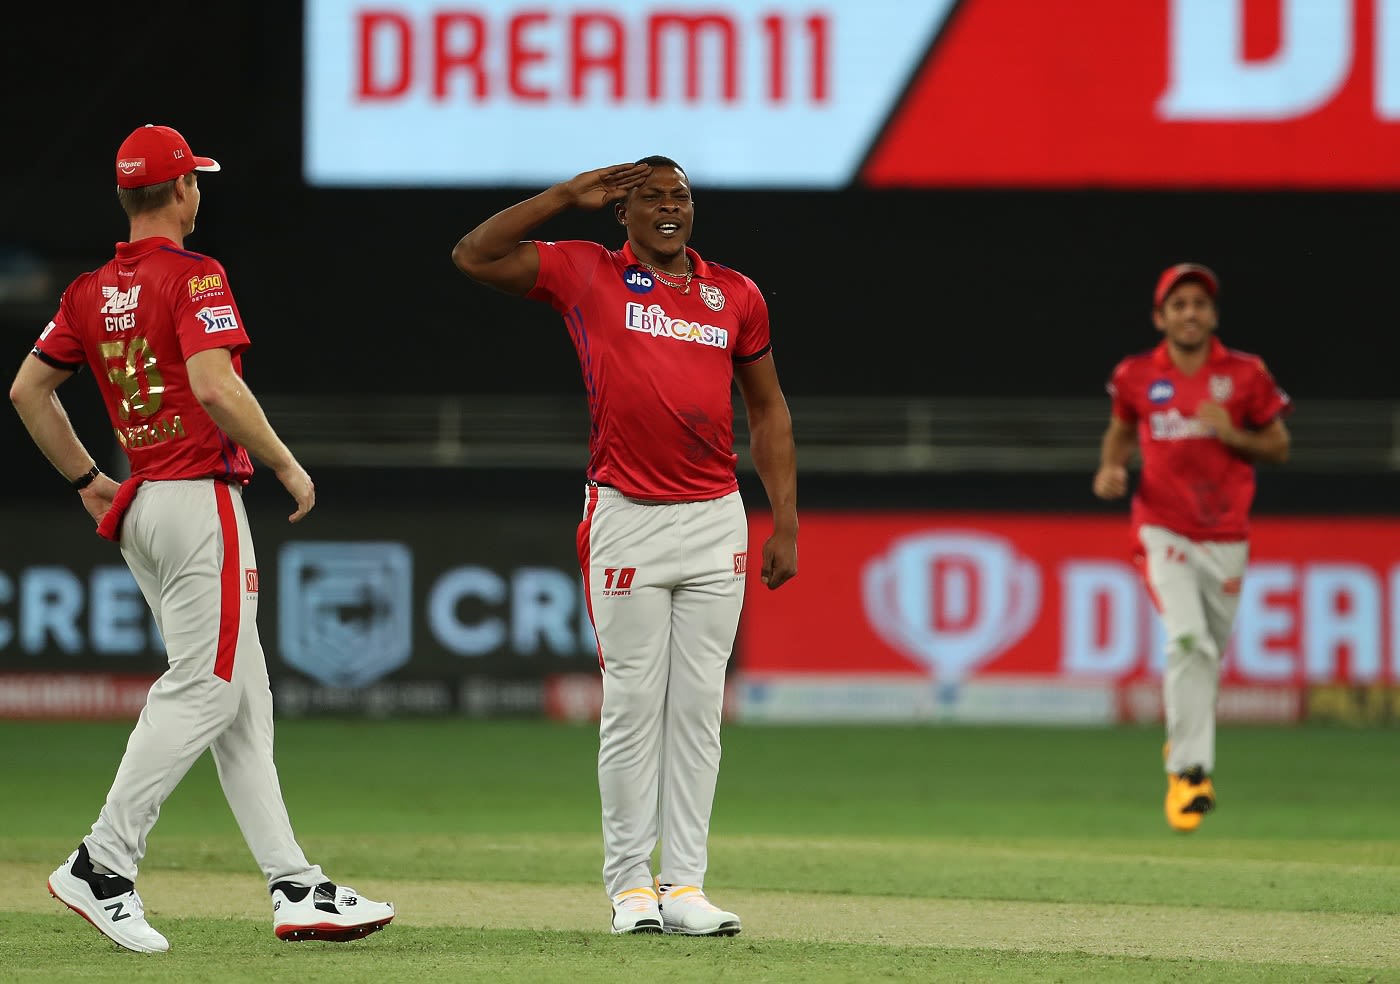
<box><xmin>1147</xmin><ymin>379</ymin><xmax>1174</xmax><ymax>404</ymax></box>
<box><xmin>100</xmin><ymin>285</ymin><xmax>141</xmax><ymax>314</ymax></box>
<box><xmin>733</xmin><ymin>552</ymin><xmax>747</xmax><ymax>576</ymax></box>
<box><xmin>602</xmin><ymin>567</ymin><xmax>637</xmax><ymax>598</ymax></box>
<box><xmin>245</xmin><ymin>569</ymin><xmax>259</xmax><ymax>593</ymax></box>
<box><xmin>1149</xmin><ymin>409</ymin><xmax>1210</xmax><ymax>440</ymax></box>
<box><xmin>624</xmin><ymin>302</ymin><xmax>729</xmax><ymax>349</ymax></box>
<box><xmin>189</xmin><ymin>273</ymin><xmax>224</xmax><ymax>298</ymax></box>
<box><xmin>197</xmin><ymin>305</ymin><xmax>239</xmax><ymax>334</ymax></box>
<box><xmin>623</xmin><ymin>267</ymin><xmax>655</xmax><ymax>294</ymax></box>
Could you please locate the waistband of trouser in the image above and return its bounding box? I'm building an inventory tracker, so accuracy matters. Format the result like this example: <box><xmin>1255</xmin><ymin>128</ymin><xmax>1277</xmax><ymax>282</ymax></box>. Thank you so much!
<box><xmin>586</xmin><ymin>481</ymin><xmax>732</xmax><ymax>507</ymax></box>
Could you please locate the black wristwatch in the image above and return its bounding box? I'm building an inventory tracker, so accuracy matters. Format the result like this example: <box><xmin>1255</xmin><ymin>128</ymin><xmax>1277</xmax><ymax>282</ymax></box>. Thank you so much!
<box><xmin>71</xmin><ymin>465</ymin><xmax>100</xmax><ymax>491</ymax></box>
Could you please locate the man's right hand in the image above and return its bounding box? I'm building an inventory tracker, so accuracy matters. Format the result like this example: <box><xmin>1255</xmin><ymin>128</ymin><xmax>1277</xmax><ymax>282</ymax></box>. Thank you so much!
<box><xmin>276</xmin><ymin>461</ymin><xmax>315</xmax><ymax>522</ymax></box>
<box><xmin>1093</xmin><ymin>463</ymin><xmax>1129</xmax><ymax>500</ymax></box>
<box><xmin>561</xmin><ymin>163</ymin><xmax>652</xmax><ymax>210</ymax></box>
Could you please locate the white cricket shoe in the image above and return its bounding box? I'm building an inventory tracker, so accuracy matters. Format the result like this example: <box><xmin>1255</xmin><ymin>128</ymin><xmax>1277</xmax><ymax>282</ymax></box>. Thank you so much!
<box><xmin>271</xmin><ymin>880</ymin><xmax>395</xmax><ymax>941</ymax></box>
<box><xmin>610</xmin><ymin>886</ymin><xmax>662</xmax><ymax>934</ymax></box>
<box><xmin>657</xmin><ymin>883</ymin><xmax>741</xmax><ymax>936</ymax></box>
<box><xmin>47</xmin><ymin>844</ymin><xmax>169</xmax><ymax>953</ymax></box>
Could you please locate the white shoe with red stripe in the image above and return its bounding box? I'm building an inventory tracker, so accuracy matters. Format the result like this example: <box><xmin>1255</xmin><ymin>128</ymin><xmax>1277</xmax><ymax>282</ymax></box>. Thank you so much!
<box><xmin>271</xmin><ymin>880</ymin><xmax>394</xmax><ymax>942</ymax></box>
<box><xmin>47</xmin><ymin>844</ymin><xmax>169</xmax><ymax>953</ymax></box>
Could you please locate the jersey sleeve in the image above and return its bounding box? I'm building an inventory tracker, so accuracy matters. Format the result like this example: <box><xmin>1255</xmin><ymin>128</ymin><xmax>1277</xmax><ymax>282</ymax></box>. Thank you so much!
<box><xmin>528</xmin><ymin>240</ymin><xmax>605</xmax><ymax>312</ymax></box>
<box><xmin>31</xmin><ymin>290</ymin><xmax>87</xmax><ymax>372</ymax></box>
<box><xmin>732</xmin><ymin>277</ymin><xmax>772</xmax><ymax>364</ymax></box>
<box><xmin>1244</xmin><ymin>358</ymin><xmax>1293</xmax><ymax>427</ymax></box>
<box><xmin>1107</xmin><ymin>358</ymin><xmax>1138</xmax><ymax>423</ymax></box>
<box><xmin>174</xmin><ymin>258</ymin><xmax>250</xmax><ymax>359</ymax></box>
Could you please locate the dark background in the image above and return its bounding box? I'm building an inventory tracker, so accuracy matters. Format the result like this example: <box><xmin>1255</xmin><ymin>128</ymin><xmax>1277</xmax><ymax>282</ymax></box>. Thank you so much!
<box><xmin>2</xmin><ymin>4</ymin><xmax>1394</xmax><ymax>512</ymax></box>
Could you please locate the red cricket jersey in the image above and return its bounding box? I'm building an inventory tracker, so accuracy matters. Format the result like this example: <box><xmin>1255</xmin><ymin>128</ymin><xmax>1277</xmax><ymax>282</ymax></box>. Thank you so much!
<box><xmin>33</xmin><ymin>237</ymin><xmax>254</xmax><ymax>484</ymax></box>
<box><xmin>1108</xmin><ymin>337</ymin><xmax>1292</xmax><ymax>542</ymax></box>
<box><xmin>528</xmin><ymin>240</ymin><xmax>771</xmax><ymax>501</ymax></box>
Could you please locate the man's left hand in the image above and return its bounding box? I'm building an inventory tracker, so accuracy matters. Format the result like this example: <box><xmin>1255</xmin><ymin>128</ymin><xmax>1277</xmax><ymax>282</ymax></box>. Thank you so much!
<box><xmin>78</xmin><ymin>474</ymin><xmax>122</xmax><ymax>526</ymax></box>
<box><xmin>760</xmin><ymin>530</ymin><xmax>798</xmax><ymax>590</ymax></box>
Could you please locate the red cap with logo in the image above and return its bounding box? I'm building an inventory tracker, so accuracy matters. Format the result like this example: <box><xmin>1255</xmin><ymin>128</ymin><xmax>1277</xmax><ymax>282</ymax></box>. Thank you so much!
<box><xmin>1153</xmin><ymin>262</ymin><xmax>1219</xmax><ymax>308</ymax></box>
<box><xmin>115</xmin><ymin>125</ymin><xmax>220</xmax><ymax>189</ymax></box>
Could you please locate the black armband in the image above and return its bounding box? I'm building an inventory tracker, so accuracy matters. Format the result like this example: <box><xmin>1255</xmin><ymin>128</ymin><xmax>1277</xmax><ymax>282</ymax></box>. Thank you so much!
<box><xmin>71</xmin><ymin>465</ymin><xmax>100</xmax><ymax>491</ymax></box>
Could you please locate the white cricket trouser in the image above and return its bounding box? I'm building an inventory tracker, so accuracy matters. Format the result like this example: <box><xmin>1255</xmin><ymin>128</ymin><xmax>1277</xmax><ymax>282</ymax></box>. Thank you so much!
<box><xmin>578</xmin><ymin>484</ymin><xmax>748</xmax><ymax>898</ymax></box>
<box><xmin>85</xmin><ymin>479</ymin><xmax>323</xmax><ymax>888</ymax></box>
<box><xmin>1137</xmin><ymin>524</ymin><xmax>1249</xmax><ymax>776</ymax></box>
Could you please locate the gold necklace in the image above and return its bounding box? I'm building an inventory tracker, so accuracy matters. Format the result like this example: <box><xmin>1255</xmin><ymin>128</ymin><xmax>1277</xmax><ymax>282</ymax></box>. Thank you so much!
<box><xmin>643</xmin><ymin>258</ymin><xmax>693</xmax><ymax>294</ymax></box>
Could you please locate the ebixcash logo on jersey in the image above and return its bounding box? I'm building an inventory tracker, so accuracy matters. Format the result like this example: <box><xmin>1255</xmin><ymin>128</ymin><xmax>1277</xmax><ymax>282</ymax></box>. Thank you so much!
<box><xmin>624</xmin><ymin>302</ymin><xmax>729</xmax><ymax>349</ymax></box>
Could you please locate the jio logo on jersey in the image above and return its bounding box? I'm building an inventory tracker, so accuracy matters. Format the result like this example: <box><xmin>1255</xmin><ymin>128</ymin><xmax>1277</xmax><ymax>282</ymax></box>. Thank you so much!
<box><xmin>1148</xmin><ymin>379</ymin><xmax>1175</xmax><ymax>404</ymax></box>
<box><xmin>623</xmin><ymin>267</ymin><xmax>655</xmax><ymax>294</ymax></box>
<box><xmin>862</xmin><ymin>532</ymin><xmax>1040</xmax><ymax>682</ymax></box>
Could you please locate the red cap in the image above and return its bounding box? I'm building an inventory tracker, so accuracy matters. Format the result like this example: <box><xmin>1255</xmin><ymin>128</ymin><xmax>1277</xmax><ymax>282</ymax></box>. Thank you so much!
<box><xmin>115</xmin><ymin>125</ymin><xmax>220</xmax><ymax>189</ymax></box>
<box><xmin>1153</xmin><ymin>262</ymin><xmax>1219</xmax><ymax>307</ymax></box>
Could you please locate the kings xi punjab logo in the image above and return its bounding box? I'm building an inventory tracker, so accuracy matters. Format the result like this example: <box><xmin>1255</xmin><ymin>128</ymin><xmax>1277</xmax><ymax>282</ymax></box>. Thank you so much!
<box><xmin>862</xmin><ymin>532</ymin><xmax>1041</xmax><ymax>681</ymax></box>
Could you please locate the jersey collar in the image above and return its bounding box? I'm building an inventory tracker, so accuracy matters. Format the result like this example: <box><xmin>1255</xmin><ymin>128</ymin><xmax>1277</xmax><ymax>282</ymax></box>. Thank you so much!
<box><xmin>115</xmin><ymin>237</ymin><xmax>181</xmax><ymax>259</ymax></box>
<box><xmin>1152</xmin><ymin>335</ymin><xmax>1229</xmax><ymax>369</ymax></box>
<box><xmin>621</xmin><ymin>241</ymin><xmax>713</xmax><ymax>279</ymax></box>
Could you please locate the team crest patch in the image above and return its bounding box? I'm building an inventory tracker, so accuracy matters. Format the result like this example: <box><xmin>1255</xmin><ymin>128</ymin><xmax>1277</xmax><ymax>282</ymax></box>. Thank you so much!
<box><xmin>1209</xmin><ymin>375</ymin><xmax>1233</xmax><ymax>402</ymax></box>
<box><xmin>699</xmin><ymin>283</ymin><xmax>725</xmax><ymax>311</ymax></box>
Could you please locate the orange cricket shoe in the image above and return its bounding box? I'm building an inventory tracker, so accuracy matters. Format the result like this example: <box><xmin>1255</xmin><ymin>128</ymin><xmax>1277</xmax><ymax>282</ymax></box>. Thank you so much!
<box><xmin>1165</xmin><ymin>766</ymin><xmax>1216</xmax><ymax>832</ymax></box>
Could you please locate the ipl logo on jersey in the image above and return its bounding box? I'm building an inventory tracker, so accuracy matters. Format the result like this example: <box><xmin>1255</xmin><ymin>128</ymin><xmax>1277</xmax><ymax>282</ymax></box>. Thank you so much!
<box><xmin>623</xmin><ymin>267</ymin><xmax>656</xmax><ymax>294</ymax></box>
<box><xmin>862</xmin><ymin>532</ymin><xmax>1041</xmax><ymax>682</ymax></box>
<box><xmin>196</xmin><ymin>305</ymin><xmax>239</xmax><ymax>334</ymax></box>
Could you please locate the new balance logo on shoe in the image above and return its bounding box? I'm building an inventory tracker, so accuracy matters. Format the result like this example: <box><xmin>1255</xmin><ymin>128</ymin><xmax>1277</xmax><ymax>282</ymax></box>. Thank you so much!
<box><xmin>271</xmin><ymin>880</ymin><xmax>394</xmax><ymax>942</ymax></box>
<box><xmin>47</xmin><ymin>844</ymin><xmax>169</xmax><ymax>953</ymax></box>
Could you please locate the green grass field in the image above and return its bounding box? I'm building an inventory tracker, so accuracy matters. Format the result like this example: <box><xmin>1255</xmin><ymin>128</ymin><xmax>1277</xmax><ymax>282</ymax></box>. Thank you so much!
<box><xmin>2</xmin><ymin>719</ymin><xmax>1397</xmax><ymax>982</ymax></box>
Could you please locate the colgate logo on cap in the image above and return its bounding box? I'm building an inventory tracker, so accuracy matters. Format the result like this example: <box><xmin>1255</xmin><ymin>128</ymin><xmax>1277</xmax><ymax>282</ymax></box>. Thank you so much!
<box><xmin>117</xmin><ymin>158</ymin><xmax>146</xmax><ymax>176</ymax></box>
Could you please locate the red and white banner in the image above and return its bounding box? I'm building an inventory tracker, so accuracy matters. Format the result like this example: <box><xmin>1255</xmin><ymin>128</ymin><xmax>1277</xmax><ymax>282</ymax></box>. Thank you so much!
<box><xmin>0</xmin><ymin>674</ymin><xmax>158</xmax><ymax>720</ymax></box>
<box><xmin>307</xmin><ymin>0</ymin><xmax>1400</xmax><ymax>189</ymax></box>
<box><xmin>305</xmin><ymin>0</ymin><xmax>950</xmax><ymax>187</ymax></box>
<box><xmin>738</xmin><ymin>513</ymin><xmax>1400</xmax><ymax>721</ymax></box>
<box><xmin>864</xmin><ymin>0</ymin><xmax>1400</xmax><ymax>188</ymax></box>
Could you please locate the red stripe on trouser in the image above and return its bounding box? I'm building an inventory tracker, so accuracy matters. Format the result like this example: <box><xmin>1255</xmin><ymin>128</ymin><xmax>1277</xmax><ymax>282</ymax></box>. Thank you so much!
<box><xmin>1133</xmin><ymin>536</ymin><xmax>1165</xmax><ymax>614</ymax></box>
<box><xmin>213</xmin><ymin>482</ymin><xmax>239</xmax><ymax>682</ymax></box>
<box><xmin>576</xmin><ymin>485</ymin><xmax>603</xmax><ymax>670</ymax></box>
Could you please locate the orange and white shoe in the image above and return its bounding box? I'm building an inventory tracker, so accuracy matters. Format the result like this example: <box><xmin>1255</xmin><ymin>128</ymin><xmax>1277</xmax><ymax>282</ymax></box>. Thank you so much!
<box><xmin>657</xmin><ymin>883</ymin><xmax>741</xmax><ymax>936</ymax></box>
<box><xmin>1165</xmin><ymin>766</ymin><xmax>1216</xmax><ymax>832</ymax></box>
<box><xmin>610</xmin><ymin>886</ymin><xmax>662</xmax><ymax>934</ymax></box>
